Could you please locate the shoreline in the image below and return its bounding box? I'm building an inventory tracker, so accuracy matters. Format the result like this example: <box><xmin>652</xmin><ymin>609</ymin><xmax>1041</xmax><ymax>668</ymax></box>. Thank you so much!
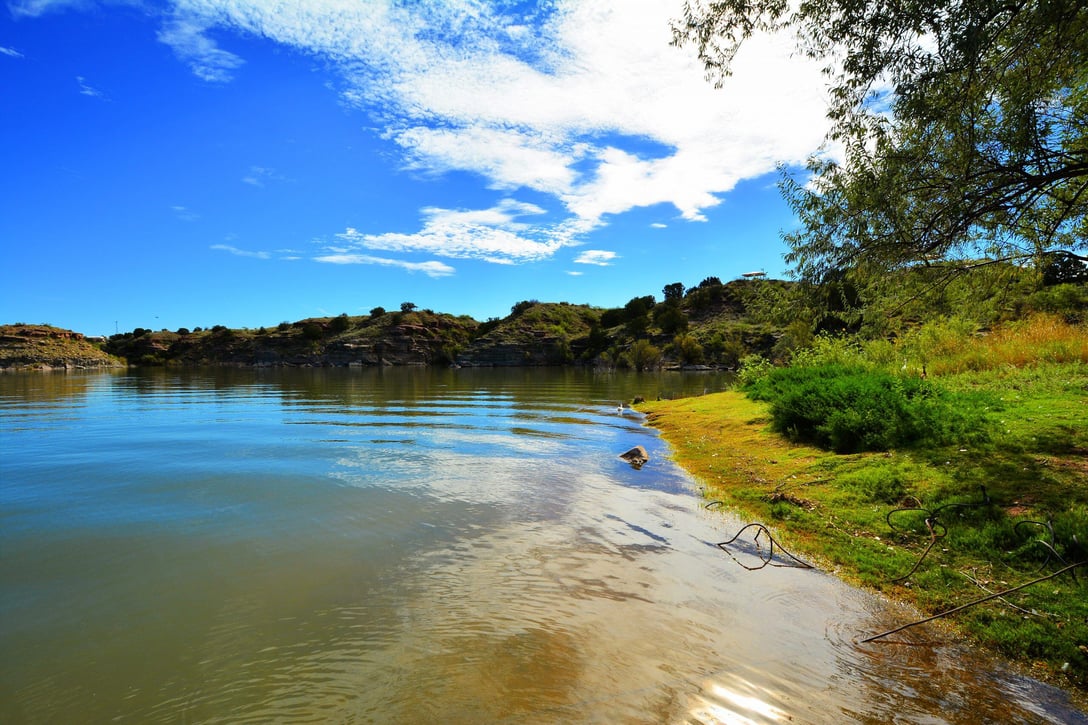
<box><xmin>639</xmin><ymin>388</ymin><xmax>1088</xmax><ymax>712</ymax></box>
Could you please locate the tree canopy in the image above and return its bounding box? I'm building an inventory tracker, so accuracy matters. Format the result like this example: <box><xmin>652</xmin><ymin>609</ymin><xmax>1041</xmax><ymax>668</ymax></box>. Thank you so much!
<box><xmin>673</xmin><ymin>0</ymin><xmax>1088</xmax><ymax>293</ymax></box>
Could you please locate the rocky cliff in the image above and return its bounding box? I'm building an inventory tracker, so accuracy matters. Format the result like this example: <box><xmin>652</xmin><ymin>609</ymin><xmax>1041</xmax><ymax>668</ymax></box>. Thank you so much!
<box><xmin>0</xmin><ymin>325</ymin><xmax>123</xmax><ymax>371</ymax></box>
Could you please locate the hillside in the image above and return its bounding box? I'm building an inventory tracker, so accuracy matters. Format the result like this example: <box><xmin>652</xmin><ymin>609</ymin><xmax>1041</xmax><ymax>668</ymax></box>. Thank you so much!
<box><xmin>0</xmin><ymin>278</ymin><xmax>793</xmax><ymax>370</ymax></box>
<box><xmin>5</xmin><ymin>269</ymin><xmax>1083</xmax><ymax>371</ymax></box>
<box><xmin>0</xmin><ymin>324</ymin><xmax>123</xmax><ymax>371</ymax></box>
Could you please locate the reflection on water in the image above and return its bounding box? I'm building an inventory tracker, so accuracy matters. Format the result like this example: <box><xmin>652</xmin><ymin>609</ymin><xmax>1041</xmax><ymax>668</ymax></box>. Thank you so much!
<box><xmin>1</xmin><ymin>368</ymin><xmax>1084</xmax><ymax>724</ymax></box>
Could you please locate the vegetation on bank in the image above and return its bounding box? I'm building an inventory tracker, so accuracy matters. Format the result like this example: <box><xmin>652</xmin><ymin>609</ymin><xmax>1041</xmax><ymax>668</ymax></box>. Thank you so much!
<box><xmin>0</xmin><ymin>324</ymin><xmax>122</xmax><ymax>370</ymax></box>
<box><xmin>2</xmin><ymin>276</ymin><xmax>797</xmax><ymax>370</ymax></box>
<box><xmin>641</xmin><ymin>314</ymin><xmax>1088</xmax><ymax>697</ymax></box>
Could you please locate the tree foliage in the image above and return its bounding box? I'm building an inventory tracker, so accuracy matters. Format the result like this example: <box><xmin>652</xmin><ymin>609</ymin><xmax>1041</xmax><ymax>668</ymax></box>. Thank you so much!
<box><xmin>674</xmin><ymin>0</ymin><xmax>1088</xmax><ymax>295</ymax></box>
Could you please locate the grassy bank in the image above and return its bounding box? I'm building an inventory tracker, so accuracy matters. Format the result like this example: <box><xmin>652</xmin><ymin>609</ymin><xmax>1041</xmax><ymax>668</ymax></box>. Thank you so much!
<box><xmin>640</xmin><ymin>315</ymin><xmax>1087</xmax><ymax>699</ymax></box>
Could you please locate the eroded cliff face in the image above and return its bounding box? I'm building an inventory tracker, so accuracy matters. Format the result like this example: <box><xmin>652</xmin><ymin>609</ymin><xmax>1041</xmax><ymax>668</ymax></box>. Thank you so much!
<box><xmin>0</xmin><ymin>325</ymin><xmax>123</xmax><ymax>371</ymax></box>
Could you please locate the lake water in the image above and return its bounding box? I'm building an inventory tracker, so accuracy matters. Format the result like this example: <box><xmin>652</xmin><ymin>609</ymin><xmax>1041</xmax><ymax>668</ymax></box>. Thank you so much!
<box><xmin>1</xmin><ymin>368</ymin><xmax>1084</xmax><ymax>724</ymax></box>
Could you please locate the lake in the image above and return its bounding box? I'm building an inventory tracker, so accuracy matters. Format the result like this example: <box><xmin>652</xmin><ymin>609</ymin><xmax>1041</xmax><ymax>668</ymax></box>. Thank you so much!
<box><xmin>1</xmin><ymin>367</ymin><xmax>1084</xmax><ymax>724</ymax></box>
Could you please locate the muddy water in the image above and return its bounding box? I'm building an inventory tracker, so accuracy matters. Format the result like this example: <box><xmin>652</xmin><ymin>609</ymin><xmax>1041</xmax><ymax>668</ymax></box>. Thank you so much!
<box><xmin>1</xmin><ymin>368</ymin><xmax>1083</xmax><ymax>723</ymax></box>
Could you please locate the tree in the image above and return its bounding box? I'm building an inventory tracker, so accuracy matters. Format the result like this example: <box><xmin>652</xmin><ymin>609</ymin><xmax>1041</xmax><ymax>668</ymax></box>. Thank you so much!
<box><xmin>369</xmin><ymin>306</ymin><xmax>386</xmax><ymax>317</ymax></box>
<box><xmin>654</xmin><ymin>304</ymin><xmax>688</xmax><ymax>334</ymax></box>
<box><xmin>329</xmin><ymin>313</ymin><xmax>351</xmax><ymax>333</ymax></box>
<box><xmin>400</xmin><ymin>302</ymin><xmax>417</xmax><ymax>313</ymax></box>
<box><xmin>674</xmin><ymin>0</ymin><xmax>1088</xmax><ymax>295</ymax></box>
<box><xmin>625</xmin><ymin>339</ymin><xmax>661</xmax><ymax>372</ymax></box>
<box><xmin>511</xmin><ymin>300</ymin><xmax>538</xmax><ymax>316</ymax></box>
<box><xmin>663</xmin><ymin>282</ymin><xmax>685</xmax><ymax>303</ymax></box>
<box><xmin>671</xmin><ymin>332</ymin><xmax>704</xmax><ymax>365</ymax></box>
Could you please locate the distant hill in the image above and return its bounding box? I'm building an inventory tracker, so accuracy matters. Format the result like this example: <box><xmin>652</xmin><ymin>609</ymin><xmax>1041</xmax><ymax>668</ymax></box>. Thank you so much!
<box><xmin>1</xmin><ymin>278</ymin><xmax>792</xmax><ymax>370</ymax></box>
<box><xmin>0</xmin><ymin>324</ymin><xmax>123</xmax><ymax>371</ymax></box>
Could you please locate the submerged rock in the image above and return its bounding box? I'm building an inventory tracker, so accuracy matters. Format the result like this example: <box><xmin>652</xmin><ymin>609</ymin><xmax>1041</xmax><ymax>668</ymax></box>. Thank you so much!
<box><xmin>619</xmin><ymin>445</ymin><xmax>649</xmax><ymax>469</ymax></box>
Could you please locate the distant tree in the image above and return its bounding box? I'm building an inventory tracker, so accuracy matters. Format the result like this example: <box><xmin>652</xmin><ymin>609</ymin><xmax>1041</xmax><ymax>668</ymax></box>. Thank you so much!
<box><xmin>698</xmin><ymin>276</ymin><xmax>723</xmax><ymax>288</ymax></box>
<box><xmin>369</xmin><ymin>307</ymin><xmax>386</xmax><ymax>317</ymax></box>
<box><xmin>625</xmin><ymin>313</ymin><xmax>650</xmax><ymax>337</ymax></box>
<box><xmin>582</xmin><ymin>324</ymin><xmax>610</xmax><ymax>359</ymax></box>
<box><xmin>599</xmin><ymin>308</ymin><xmax>625</xmax><ymax>328</ymax></box>
<box><xmin>400</xmin><ymin>302</ymin><xmax>417</xmax><ymax>313</ymax></box>
<box><xmin>624</xmin><ymin>295</ymin><xmax>655</xmax><ymax>321</ymax></box>
<box><xmin>671</xmin><ymin>332</ymin><xmax>705</xmax><ymax>365</ymax></box>
<box><xmin>302</xmin><ymin>323</ymin><xmax>324</xmax><ymax>341</ymax></box>
<box><xmin>625</xmin><ymin>339</ymin><xmax>661</xmax><ymax>372</ymax></box>
<box><xmin>277</xmin><ymin>321</ymin><xmax>291</xmax><ymax>331</ymax></box>
<box><xmin>1042</xmin><ymin>255</ymin><xmax>1088</xmax><ymax>286</ymax></box>
<box><xmin>654</xmin><ymin>305</ymin><xmax>689</xmax><ymax>335</ymax></box>
<box><xmin>329</xmin><ymin>313</ymin><xmax>351</xmax><ymax>333</ymax></box>
<box><xmin>663</xmin><ymin>282</ymin><xmax>685</xmax><ymax>303</ymax></box>
<box><xmin>176</xmin><ymin>328</ymin><xmax>190</xmax><ymax>336</ymax></box>
<box><xmin>511</xmin><ymin>300</ymin><xmax>538</xmax><ymax>316</ymax></box>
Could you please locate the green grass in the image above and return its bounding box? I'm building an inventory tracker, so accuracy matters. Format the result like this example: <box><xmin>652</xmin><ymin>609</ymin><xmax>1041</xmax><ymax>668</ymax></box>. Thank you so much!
<box><xmin>641</xmin><ymin>317</ymin><xmax>1088</xmax><ymax>701</ymax></box>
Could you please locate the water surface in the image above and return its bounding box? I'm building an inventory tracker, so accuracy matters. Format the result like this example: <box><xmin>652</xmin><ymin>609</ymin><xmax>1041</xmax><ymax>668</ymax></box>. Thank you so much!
<box><xmin>1</xmin><ymin>368</ymin><xmax>1083</xmax><ymax>723</ymax></box>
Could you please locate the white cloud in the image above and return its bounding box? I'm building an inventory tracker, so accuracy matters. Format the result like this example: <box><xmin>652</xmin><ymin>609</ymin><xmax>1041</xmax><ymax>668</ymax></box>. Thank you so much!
<box><xmin>0</xmin><ymin>46</ymin><xmax>25</xmax><ymax>58</ymax></box>
<box><xmin>157</xmin><ymin>14</ymin><xmax>244</xmax><ymax>83</ymax></box>
<box><xmin>8</xmin><ymin>0</ymin><xmax>88</xmax><ymax>18</ymax></box>
<box><xmin>313</xmin><ymin>254</ymin><xmax>455</xmax><ymax>278</ymax></box>
<box><xmin>242</xmin><ymin>166</ymin><xmax>288</xmax><ymax>187</ymax></box>
<box><xmin>210</xmin><ymin>243</ymin><xmax>270</xmax><ymax>259</ymax></box>
<box><xmin>651</xmin><ymin>223</ymin><xmax>667</xmax><ymax>229</ymax></box>
<box><xmin>574</xmin><ymin>250</ymin><xmax>617</xmax><ymax>266</ymax></box>
<box><xmin>48</xmin><ymin>0</ymin><xmax>832</xmax><ymax>265</ymax></box>
<box><xmin>171</xmin><ymin>205</ymin><xmax>199</xmax><ymax>221</ymax></box>
<box><xmin>76</xmin><ymin>75</ymin><xmax>104</xmax><ymax>98</ymax></box>
<box><xmin>327</xmin><ymin>198</ymin><xmax>584</xmax><ymax>265</ymax></box>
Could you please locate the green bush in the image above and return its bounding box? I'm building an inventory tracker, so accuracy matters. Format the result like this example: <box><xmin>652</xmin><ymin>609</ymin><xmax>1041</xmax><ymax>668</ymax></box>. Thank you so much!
<box><xmin>745</xmin><ymin>364</ymin><xmax>992</xmax><ymax>453</ymax></box>
<box><xmin>329</xmin><ymin>314</ymin><xmax>351</xmax><ymax>333</ymax></box>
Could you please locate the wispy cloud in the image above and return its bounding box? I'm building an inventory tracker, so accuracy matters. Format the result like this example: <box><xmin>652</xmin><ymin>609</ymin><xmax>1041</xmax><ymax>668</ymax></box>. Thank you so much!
<box><xmin>242</xmin><ymin>166</ymin><xmax>288</xmax><ymax>187</ymax></box>
<box><xmin>76</xmin><ymin>75</ymin><xmax>105</xmax><ymax>98</ymax></box>
<box><xmin>574</xmin><ymin>250</ymin><xmax>617</xmax><ymax>266</ymax></box>
<box><xmin>210</xmin><ymin>243</ymin><xmax>270</xmax><ymax>259</ymax></box>
<box><xmin>313</xmin><ymin>254</ymin><xmax>455</xmax><ymax>278</ymax></box>
<box><xmin>157</xmin><ymin>14</ymin><xmax>244</xmax><ymax>83</ymax></box>
<box><xmin>8</xmin><ymin>0</ymin><xmax>88</xmax><ymax>19</ymax></box>
<box><xmin>171</xmin><ymin>205</ymin><xmax>199</xmax><ymax>221</ymax></box>
<box><xmin>327</xmin><ymin>199</ymin><xmax>588</xmax><ymax>265</ymax></box>
<box><xmin>0</xmin><ymin>46</ymin><xmax>25</xmax><ymax>58</ymax></box>
<box><xmin>651</xmin><ymin>222</ymin><xmax>667</xmax><ymax>229</ymax></box>
<box><xmin>32</xmin><ymin>0</ymin><xmax>831</xmax><ymax>269</ymax></box>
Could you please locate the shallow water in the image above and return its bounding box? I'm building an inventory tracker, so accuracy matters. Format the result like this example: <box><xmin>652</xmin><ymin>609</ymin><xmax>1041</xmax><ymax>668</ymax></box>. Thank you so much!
<box><xmin>1</xmin><ymin>368</ymin><xmax>1083</xmax><ymax>724</ymax></box>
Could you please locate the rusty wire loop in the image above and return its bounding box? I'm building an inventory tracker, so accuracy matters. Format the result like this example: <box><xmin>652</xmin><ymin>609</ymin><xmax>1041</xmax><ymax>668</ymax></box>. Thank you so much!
<box><xmin>885</xmin><ymin>485</ymin><xmax>991</xmax><ymax>583</ymax></box>
<box><xmin>1014</xmin><ymin>519</ymin><xmax>1079</xmax><ymax>583</ymax></box>
<box><xmin>716</xmin><ymin>522</ymin><xmax>815</xmax><ymax>571</ymax></box>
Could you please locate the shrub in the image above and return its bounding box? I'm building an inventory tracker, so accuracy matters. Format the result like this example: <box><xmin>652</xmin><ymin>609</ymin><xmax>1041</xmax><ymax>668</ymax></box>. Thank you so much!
<box><xmin>329</xmin><ymin>314</ymin><xmax>351</xmax><ymax>333</ymax></box>
<box><xmin>369</xmin><ymin>307</ymin><xmax>386</xmax><ymax>318</ymax></box>
<box><xmin>510</xmin><ymin>300</ymin><xmax>538</xmax><ymax>316</ymax></box>
<box><xmin>745</xmin><ymin>364</ymin><xmax>992</xmax><ymax>453</ymax></box>
<box><xmin>624</xmin><ymin>339</ymin><xmax>661</xmax><ymax>372</ymax></box>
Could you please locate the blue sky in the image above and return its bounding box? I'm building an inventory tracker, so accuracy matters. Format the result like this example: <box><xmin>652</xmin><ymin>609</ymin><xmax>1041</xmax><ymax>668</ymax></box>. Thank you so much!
<box><xmin>1</xmin><ymin>0</ymin><xmax>830</xmax><ymax>336</ymax></box>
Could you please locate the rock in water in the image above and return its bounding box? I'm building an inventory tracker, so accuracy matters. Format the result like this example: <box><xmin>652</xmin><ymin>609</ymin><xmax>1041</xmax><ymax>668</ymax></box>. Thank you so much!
<box><xmin>619</xmin><ymin>445</ymin><xmax>649</xmax><ymax>469</ymax></box>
